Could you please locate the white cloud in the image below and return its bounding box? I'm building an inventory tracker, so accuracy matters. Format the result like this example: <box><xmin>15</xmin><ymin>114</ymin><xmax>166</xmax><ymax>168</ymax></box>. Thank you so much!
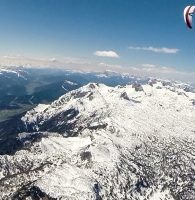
<box><xmin>136</xmin><ymin>64</ymin><xmax>177</xmax><ymax>73</ymax></box>
<box><xmin>0</xmin><ymin>56</ymin><xmax>92</xmax><ymax>68</ymax></box>
<box><xmin>128</xmin><ymin>46</ymin><xmax>179</xmax><ymax>54</ymax></box>
<box><xmin>98</xmin><ymin>62</ymin><xmax>122</xmax><ymax>68</ymax></box>
<box><xmin>127</xmin><ymin>64</ymin><xmax>195</xmax><ymax>83</ymax></box>
<box><xmin>141</xmin><ymin>64</ymin><xmax>156</xmax><ymax>68</ymax></box>
<box><xmin>94</xmin><ymin>50</ymin><xmax>119</xmax><ymax>58</ymax></box>
<box><xmin>49</xmin><ymin>58</ymin><xmax>57</xmax><ymax>62</ymax></box>
<box><xmin>98</xmin><ymin>62</ymin><xmax>122</xmax><ymax>69</ymax></box>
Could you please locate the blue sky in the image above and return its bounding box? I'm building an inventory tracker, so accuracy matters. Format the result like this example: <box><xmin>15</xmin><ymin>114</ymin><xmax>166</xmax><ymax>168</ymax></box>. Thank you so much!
<box><xmin>0</xmin><ymin>0</ymin><xmax>195</xmax><ymax>81</ymax></box>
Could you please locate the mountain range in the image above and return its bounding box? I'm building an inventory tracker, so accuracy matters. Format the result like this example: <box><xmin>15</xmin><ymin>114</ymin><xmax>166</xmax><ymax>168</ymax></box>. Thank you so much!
<box><xmin>0</xmin><ymin>76</ymin><xmax>195</xmax><ymax>200</ymax></box>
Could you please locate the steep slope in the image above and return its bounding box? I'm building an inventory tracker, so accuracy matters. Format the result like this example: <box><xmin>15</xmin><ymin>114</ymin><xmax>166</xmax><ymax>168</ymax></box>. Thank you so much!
<box><xmin>0</xmin><ymin>82</ymin><xmax>195</xmax><ymax>200</ymax></box>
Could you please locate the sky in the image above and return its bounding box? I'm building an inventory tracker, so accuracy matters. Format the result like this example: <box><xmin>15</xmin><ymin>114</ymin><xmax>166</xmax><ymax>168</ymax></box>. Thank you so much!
<box><xmin>0</xmin><ymin>0</ymin><xmax>195</xmax><ymax>82</ymax></box>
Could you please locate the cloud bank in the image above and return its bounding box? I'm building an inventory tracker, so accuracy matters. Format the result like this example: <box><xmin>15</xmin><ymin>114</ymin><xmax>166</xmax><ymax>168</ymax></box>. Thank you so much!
<box><xmin>0</xmin><ymin>55</ymin><xmax>195</xmax><ymax>84</ymax></box>
<box><xmin>94</xmin><ymin>50</ymin><xmax>119</xmax><ymax>58</ymax></box>
<box><xmin>128</xmin><ymin>46</ymin><xmax>179</xmax><ymax>54</ymax></box>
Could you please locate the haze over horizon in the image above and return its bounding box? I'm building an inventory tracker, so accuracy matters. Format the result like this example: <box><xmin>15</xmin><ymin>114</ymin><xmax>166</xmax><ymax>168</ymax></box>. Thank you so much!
<box><xmin>0</xmin><ymin>0</ymin><xmax>195</xmax><ymax>83</ymax></box>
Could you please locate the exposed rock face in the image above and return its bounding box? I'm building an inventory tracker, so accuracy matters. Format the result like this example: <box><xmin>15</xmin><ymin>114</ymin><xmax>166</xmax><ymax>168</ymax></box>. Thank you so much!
<box><xmin>1</xmin><ymin>81</ymin><xmax>195</xmax><ymax>200</ymax></box>
<box><xmin>132</xmin><ymin>82</ymin><xmax>144</xmax><ymax>92</ymax></box>
<box><xmin>120</xmin><ymin>92</ymin><xmax>130</xmax><ymax>101</ymax></box>
<box><xmin>148</xmin><ymin>79</ymin><xmax>157</xmax><ymax>87</ymax></box>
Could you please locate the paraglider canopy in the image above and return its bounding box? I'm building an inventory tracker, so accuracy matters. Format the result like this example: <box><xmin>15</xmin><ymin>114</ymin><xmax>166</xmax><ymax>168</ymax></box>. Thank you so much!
<box><xmin>184</xmin><ymin>6</ymin><xmax>195</xmax><ymax>29</ymax></box>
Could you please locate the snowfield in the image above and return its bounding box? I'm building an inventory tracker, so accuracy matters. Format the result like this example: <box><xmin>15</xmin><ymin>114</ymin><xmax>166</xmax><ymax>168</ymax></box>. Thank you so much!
<box><xmin>1</xmin><ymin>81</ymin><xmax>195</xmax><ymax>200</ymax></box>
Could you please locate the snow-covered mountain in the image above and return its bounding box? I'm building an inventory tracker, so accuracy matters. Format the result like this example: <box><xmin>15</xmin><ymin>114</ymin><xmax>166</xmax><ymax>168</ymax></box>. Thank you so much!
<box><xmin>0</xmin><ymin>65</ymin><xmax>28</xmax><ymax>77</ymax></box>
<box><xmin>1</xmin><ymin>81</ymin><xmax>195</xmax><ymax>199</ymax></box>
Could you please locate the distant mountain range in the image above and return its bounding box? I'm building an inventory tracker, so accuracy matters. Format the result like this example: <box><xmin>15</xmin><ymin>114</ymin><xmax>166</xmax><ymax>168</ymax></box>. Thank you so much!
<box><xmin>0</xmin><ymin>66</ymin><xmax>151</xmax><ymax>122</ymax></box>
<box><xmin>0</xmin><ymin>78</ymin><xmax>195</xmax><ymax>199</ymax></box>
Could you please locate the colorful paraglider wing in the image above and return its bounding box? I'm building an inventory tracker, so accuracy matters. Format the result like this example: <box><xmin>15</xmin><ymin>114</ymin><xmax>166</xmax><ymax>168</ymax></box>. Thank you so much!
<box><xmin>184</xmin><ymin>6</ymin><xmax>195</xmax><ymax>29</ymax></box>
